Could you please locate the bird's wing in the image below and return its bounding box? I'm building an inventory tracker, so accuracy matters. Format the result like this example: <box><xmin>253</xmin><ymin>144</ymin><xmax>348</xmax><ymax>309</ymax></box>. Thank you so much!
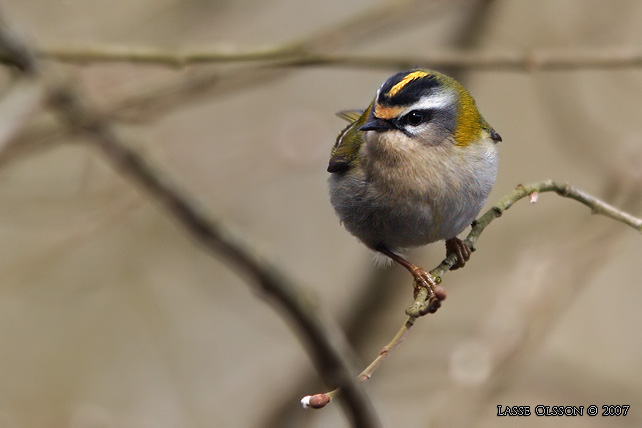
<box><xmin>327</xmin><ymin>103</ymin><xmax>372</xmax><ymax>173</ymax></box>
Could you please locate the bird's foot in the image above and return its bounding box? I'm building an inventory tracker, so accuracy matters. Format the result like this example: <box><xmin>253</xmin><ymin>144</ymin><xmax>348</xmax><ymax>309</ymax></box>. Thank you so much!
<box><xmin>408</xmin><ymin>265</ymin><xmax>446</xmax><ymax>313</ymax></box>
<box><xmin>409</xmin><ymin>264</ymin><xmax>437</xmax><ymax>290</ymax></box>
<box><xmin>446</xmin><ymin>237</ymin><xmax>472</xmax><ymax>270</ymax></box>
<box><xmin>376</xmin><ymin>246</ymin><xmax>446</xmax><ymax>313</ymax></box>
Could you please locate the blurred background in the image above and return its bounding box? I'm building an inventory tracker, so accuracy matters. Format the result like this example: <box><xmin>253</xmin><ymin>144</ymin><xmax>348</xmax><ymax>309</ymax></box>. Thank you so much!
<box><xmin>0</xmin><ymin>0</ymin><xmax>641</xmax><ymax>427</ymax></box>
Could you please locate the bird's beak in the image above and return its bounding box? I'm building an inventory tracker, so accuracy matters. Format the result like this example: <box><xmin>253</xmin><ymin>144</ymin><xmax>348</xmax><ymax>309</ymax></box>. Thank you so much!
<box><xmin>360</xmin><ymin>118</ymin><xmax>395</xmax><ymax>132</ymax></box>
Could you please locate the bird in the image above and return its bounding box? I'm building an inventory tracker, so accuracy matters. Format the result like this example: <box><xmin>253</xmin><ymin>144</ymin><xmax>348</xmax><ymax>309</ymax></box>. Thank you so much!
<box><xmin>327</xmin><ymin>69</ymin><xmax>501</xmax><ymax>293</ymax></box>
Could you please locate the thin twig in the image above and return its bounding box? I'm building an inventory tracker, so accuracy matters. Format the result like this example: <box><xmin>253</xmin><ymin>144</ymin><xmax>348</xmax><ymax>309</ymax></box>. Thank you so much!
<box><xmin>304</xmin><ymin>180</ymin><xmax>642</xmax><ymax>408</ymax></box>
<box><xmin>0</xmin><ymin>0</ymin><xmax>484</xmax><ymax>164</ymax></box>
<box><xmin>425</xmin><ymin>180</ymin><xmax>642</xmax><ymax>288</ymax></box>
<box><xmin>0</xmin><ymin>0</ymin><xmax>464</xmax><ymax>164</ymax></box>
<box><xmin>35</xmin><ymin>45</ymin><xmax>304</xmax><ymax>67</ymax></box>
<box><xmin>5</xmin><ymin>45</ymin><xmax>642</xmax><ymax>71</ymax></box>
<box><xmin>428</xmin><ymin>172</ymin><xmax>642</xmax><ymax>426</ymax></box>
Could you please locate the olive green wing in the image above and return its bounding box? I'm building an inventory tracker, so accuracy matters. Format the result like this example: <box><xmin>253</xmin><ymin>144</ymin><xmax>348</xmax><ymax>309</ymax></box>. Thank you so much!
<box><xmin>336</xmin><ymin>109</ymin><xmax>364</xmax><ymax>123</ymax></box>
<box><xmin>327</xmin><ymin>102</ymin><xmax>372</xmax><ymax>173</ymax></box>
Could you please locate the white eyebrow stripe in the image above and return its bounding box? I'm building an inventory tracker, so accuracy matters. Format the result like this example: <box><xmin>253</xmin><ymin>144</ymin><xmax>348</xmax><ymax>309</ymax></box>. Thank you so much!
<box><xmin>403</xmin><ymin>90</ymin><xmax>454</xmax><ymax>114</ymax></box>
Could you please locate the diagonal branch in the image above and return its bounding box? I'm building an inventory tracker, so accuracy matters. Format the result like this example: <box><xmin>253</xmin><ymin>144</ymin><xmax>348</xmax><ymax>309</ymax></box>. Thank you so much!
<box><xmin>303</xmin><ymin>180</ymin><xmax>642</xmax><ymax>408</ymax></box>
<box><xmin>425</xmin><ymin>180</ymin><xmax>642</xmax><ymax>289</ymax></box>
<box><xmin>0</xmin><ymin>11</ymin><xmax>380</xmax><ymax>428</ymax></box>
<box><xmin>50</xmin><ymin>86</ymin><xmax>381</xmax><ymax>428</ymax></box>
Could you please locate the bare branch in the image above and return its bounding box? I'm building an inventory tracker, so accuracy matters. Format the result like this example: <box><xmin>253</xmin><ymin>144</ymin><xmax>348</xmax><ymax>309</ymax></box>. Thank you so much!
<box><xmin>0</xmin><ymin>11</ymin><xmax>381</xmax><ymax>428</ymax></box>
<box><xmin>304</xmin><ymin>180</ymin><xmax>642</xmax><ymax>408</ymax></box>
<box><xmin>50</xmin><ymin>72</ymin><xmax>381</xmax><ymax>428</ymax></box>
<box><xmin>6</xmin><ymin>45</ymin><xmax>642</xmax><ymax>71</ymax></box>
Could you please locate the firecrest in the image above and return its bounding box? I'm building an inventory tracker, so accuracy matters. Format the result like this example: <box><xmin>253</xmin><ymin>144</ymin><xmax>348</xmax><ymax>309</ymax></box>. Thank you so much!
<box><xmin>328</xmin><ymin>69</ymin><xmax>501</xmax><ymax>290</ymax></box>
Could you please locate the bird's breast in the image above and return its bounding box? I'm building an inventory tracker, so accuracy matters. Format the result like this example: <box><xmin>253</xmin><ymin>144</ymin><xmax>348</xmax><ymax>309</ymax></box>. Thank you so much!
<box><xmin>350</xmin><ymin>133</ymin><xmax>498</xmax><ymax>248</ymax></box>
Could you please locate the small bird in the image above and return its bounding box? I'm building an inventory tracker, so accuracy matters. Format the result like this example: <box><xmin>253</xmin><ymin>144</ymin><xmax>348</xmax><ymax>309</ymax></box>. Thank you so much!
<box><xmin>328</xmin><ymin>69</ymin><xmax>501</xmax><ymax>291</ymax></box>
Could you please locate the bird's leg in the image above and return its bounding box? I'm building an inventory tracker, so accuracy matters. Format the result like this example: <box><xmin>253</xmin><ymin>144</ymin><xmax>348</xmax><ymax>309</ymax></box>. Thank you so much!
<box><xmin>445</xmin><ymin>237</ymin><xmax>471</xmax><ymax>270</ymax></box>
<box><xmin>376</xmin><ymin>247</ymin><xmax>437</xmax><ymax>293</ymax></box>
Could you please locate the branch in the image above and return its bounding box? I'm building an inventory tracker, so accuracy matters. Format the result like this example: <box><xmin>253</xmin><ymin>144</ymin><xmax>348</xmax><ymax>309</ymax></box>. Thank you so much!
<box><xmin>3</xmin><ymin>3</ymin><xmax>642</xmax><ymax>420</ymax></box>
<box><xmin>0</xmin><ymin>0</ymin><xmax>460</xmax><ymax>70</ymax></box>
<box><xmin>0</xmin><ymin>12</ymin><xmax>381</xmax><ymax>428</ymax></box>
<box><xmin>0</xmin><ymin>0</ymin><xmax>468</xmax><ymax>164</ymax></box>
<box><xmin>5</xmin><ymin>45</ymin><xmax>642</xmax><ymax>71</ymax></box>
<box><xmin>426</xmin><ymin>180</ymin><xmax>642</xmax><ymax>285</ymax></box>
<box><xmin>52</xmin><ymin>78</ymin><xmax>380</xmax><ymax>428</ymax></box>
<box><xmin>303</xmin><ymin>180</ymin><xmax>642</xmax><ymax>408</ymax></box>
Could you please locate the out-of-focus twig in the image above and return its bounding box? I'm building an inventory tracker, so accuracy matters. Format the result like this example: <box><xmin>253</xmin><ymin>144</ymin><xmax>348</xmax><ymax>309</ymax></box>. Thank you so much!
<box><xmin>0</xmin><ymin>10</ymin><xmax>381</xmax><ymax>428</ymax></box>
<box><xmin>8</xmin><ymin>45</ymin><xmax>642</xmax><ymax>71</ymax></box>
<box><xmin>0</xmin><ymin>0</ymin><xmax>464</xmax><ymax>169</ymax></box>
<box><xmin>0</xmin><ymin>67</ymin><xmax>284</xmax><ymax>168</ymax></box>
<box><xmin>51</xmin><ymin>87</ymin><xmax>378</xmax><ymax>428</ymax></box>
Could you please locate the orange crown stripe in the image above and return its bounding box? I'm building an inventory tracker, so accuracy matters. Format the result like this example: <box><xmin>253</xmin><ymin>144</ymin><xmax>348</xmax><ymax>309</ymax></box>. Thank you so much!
<box><xmin>386</xmin><ymin>71</ymin><xmax>430</xmax><ymax>98</ymax></box>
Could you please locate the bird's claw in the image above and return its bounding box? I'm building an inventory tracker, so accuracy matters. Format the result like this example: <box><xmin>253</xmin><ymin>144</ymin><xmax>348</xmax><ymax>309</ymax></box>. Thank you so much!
<box><xmin>446</xmin><ymin>237</ymin><xmax>472</xmax><ymax>270</ymax></box>
<box><xmin>410</xmin><ymin>266</ymin><xmax>436</xmax><ymax>289</ymax></box>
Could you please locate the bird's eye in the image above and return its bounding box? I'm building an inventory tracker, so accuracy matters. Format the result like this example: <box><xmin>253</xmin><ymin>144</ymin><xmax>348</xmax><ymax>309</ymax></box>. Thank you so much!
<box><xmin>405</xmin><ymin>110</ymin><xmax>425</xmax><ymax>126</ymax></box>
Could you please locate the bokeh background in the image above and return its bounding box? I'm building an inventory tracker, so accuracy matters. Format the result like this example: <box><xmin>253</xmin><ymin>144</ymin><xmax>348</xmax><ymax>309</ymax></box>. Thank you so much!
<box><xmin>1</xmin><ymin>0</ymin><xmax>641</xmax><ymax>427</ymax></box>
